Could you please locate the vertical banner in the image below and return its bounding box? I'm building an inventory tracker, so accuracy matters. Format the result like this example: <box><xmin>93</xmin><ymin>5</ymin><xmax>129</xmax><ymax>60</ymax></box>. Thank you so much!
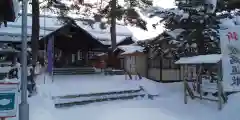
<box><xmin>220</xmin><ymin>26</ymin><xmax>240</xmax><ymax>91</ymax></box>
<box><xmin>47</xmin><ymin>36</ymin><xmax>53</xmax><ymax>74</ymax></box>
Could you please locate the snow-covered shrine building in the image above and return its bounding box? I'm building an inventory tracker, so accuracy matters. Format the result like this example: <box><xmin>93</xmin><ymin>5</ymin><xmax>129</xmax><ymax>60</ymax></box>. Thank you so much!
<box><xmin>0</xmin><ymin>15</ymin><xmax>133</xmax><ymax>69</ymax></box>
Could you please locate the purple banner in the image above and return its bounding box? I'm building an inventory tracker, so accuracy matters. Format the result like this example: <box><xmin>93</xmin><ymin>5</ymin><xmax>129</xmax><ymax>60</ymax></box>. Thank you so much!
<box><xmin>47</xmin><ymin>37</ymin><xmax>53</xmax><ymax>74</ymax></box>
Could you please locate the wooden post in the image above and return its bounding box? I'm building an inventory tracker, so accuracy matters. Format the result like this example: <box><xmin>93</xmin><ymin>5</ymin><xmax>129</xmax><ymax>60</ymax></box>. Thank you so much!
<box><xmin>217</xmin><ymin>62</ymin><xmax>223</xmax><ymax>110</ymax></box>
<box><xmin>197</xmin><ymin>66</ymin><xmax>203</xmax><ymax>100</ymax></box>
<box><xmin>184</xmin><ymin>64</ymin><xmax>188</xmax><ymax>104</ymax></box>
<box><xmin>52</xmin><ymin>36</ymin><xmax>55</xmax><ymax>83</ymax></box>
<box><xmin>134</xmin><ymin>56</ymin><xmax>138</xmax><ymax>80</ymax></box>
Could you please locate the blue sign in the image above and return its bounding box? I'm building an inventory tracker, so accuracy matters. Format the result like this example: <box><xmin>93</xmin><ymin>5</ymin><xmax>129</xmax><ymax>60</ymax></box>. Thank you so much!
<box><xmin>0</xmin><ymin>93</ymin><xmax>15</xmax><ymax>111</ymax></box>
<box><xmin>0</xmin><ymin>83</ymin><xmax>18</xmax><ymax>117</ymax></box>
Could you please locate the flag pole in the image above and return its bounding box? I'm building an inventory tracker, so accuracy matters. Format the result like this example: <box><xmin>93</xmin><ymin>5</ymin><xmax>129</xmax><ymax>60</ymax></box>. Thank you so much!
<box><xmin>19</xmin><ymin>0</ymin><xmax>29</xmax><ymax>120</ymax></box>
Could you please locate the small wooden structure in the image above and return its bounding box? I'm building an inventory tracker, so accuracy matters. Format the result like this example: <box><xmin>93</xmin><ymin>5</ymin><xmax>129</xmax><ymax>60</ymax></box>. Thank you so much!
<box><xmin>175</xmin><ymin>54</ymin><xmax>226</xmax><ymax>110</ymax></box>
<box><xmin>119</xmin><ymin>50</ymin><xmax>144</xmax><ymax>80</ymax></box>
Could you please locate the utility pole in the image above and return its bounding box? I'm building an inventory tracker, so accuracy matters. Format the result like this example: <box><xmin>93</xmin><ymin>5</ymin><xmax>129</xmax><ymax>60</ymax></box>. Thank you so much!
<box><xmin>19</xmin><ymin>0</ymin><xmax>29</xmax><ymax>120</ymax></box>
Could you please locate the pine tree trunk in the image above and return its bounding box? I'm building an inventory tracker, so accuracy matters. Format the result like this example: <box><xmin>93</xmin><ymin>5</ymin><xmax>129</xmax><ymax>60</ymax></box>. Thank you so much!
<box><xmin>100</xmin><ymin>0</ymin><xmax>103</xmax><ymax>9</ymax></box>
<box><xmin>109</xmin><ymin>0</ymin><xmax>117</xmax><ymax>68</ymax></box>
<box><xmin>31</xmin><ymin>0</ymin><xmax>40</xmax><ymax>77</ymax></box>
<box><xmin>197</xmin><ymin>26</ymin><xmax>205</xmax><ymax>55</ymax></box>
<box><xmin>110</xmin><ymin>0</ymin><xmax>117</xmax><ymax>50</ymax></box>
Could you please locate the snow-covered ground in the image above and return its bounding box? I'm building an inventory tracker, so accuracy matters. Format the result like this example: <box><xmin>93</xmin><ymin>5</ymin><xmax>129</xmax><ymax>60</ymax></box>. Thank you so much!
<box><xmin>10</xmin><ymin>74</ymin><xmax>240</xmax><ymax>120</ymax></box>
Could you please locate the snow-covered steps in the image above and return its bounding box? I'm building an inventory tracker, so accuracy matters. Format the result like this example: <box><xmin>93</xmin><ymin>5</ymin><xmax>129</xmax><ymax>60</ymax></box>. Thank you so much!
<box><xmin>52</xmin><ymin>86</ymin><xmax>153</xmax><ymax>108</ymax></box>
<box><xmin>52</xmin><ymin>87</ymin><xmax>144</xmax><ymax>99</ymax></box>
<box><xmin>54</xmin><ymin>92</ymin><xmax>146</xmax><ymax>108</ymax></box>
<box><xmin>104</xmin><ymin>69</ymin><xmax>125</xmax><ymax>75</ymax></box>
<box><xmin>53</xmin><ymin>67</ymin><xmax>98</xmax><ymax>75</ymax></box>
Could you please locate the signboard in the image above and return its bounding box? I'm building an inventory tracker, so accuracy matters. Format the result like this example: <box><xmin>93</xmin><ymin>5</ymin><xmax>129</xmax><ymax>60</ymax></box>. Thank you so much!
<box><xmin>220</xmin><ymin>26</ymin><xmax>240</xmax><ymax>91</ymax></box>
<box><xmin>0</xmin><ymin>83</ymin><xmax>18</xmax><ymax>118</ymax></box>
<box><xmin>201</xmin><ymin>78</ymin><xmax>218</xmax><ymax>93</ymax></box>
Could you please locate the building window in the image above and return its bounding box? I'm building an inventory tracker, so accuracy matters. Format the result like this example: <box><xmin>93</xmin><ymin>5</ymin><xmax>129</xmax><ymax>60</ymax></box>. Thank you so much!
<box><xmin>77</xmin><ymin>51</ymin><xmax>83</xmax><ymax>60</ymax></box>
<box><xmin>88</xmin><ymin>51</ymin><xmax>94</xmax><ymax>58</ymax></box>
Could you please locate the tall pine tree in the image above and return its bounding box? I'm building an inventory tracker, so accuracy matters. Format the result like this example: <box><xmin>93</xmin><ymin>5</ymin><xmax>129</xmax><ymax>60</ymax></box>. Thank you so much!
<box><xmin>138</xmin><ymin>0</ymin><xmax>240</xmax><ymax>60</ymax></box>
<box><xmin>41</xmin><ymin>0</ymin><xmax>153</xmax><ymax>30</ymax></box>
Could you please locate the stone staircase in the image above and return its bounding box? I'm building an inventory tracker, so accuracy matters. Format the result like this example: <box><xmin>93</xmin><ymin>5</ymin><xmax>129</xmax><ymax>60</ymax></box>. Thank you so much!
<box><xmin>53</xmin><ymin>67</ymin><xmax>97</xmax><ymax>75</ymax></box>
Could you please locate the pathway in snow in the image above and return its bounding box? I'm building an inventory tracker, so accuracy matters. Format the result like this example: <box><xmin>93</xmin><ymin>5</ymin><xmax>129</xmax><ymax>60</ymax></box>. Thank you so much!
<box><xmin>9</xmin><ymin>74</ymin><xmax>240</xmax><ymax>120</ymax></box>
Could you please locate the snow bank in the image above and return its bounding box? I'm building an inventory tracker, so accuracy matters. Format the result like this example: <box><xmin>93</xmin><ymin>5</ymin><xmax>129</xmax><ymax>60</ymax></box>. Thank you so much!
<box><xmin>23</xmin><ymin>74</ymin><xmax>240</xmax><ymax>120</ymax></box>
<box><xmin>216</xmin><ymin>93</ymin><xmax>240</xmax><ymax>120</ymax></box>
<box><xmin>47</xmin><ymin>75</ymin><xmax>140</xmax><ymax>96</ymax></box>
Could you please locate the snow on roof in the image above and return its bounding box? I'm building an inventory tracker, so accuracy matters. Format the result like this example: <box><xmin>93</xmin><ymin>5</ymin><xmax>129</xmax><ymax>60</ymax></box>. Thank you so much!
<box><xmin>0</xmin><ymin>47</ymin><xmax>20</xmax><ymax>53</ymax></box>
<box><xmin>96</xmin><ymin>53</ymin><xmax>107</xmax><ymax>56</ymax></box>
<box><xmin>0</xmin><ymin>35</ymin><xmax>31</xmax><ymax>42</ymax></box>
<box><xmin>117</xmin><ymin>45</ymin><xmax>145</xmax><ymax>55</ymax></box>
<box><xmin>0</xmin><ymin>26</ymin><xmax>52</xmax><ymax>36</ymax></box>
<box><xmin>98</xmin><ymin>36</ymin><xmax>128</xmax><ymax>45</ymax></box>
<box><xmin>25</xmin><ymin>0</ymin><xmax>169</xmax><ymax>43</ymax></box>
<box><xmin>0</xmin><ymin>14</ymin><xmax>65</xmax><ymax>42</ymax></box>
<box><xmin>0</xmin><ymin>26</ymin><xmax>52</xmax><ymax>42</ymax></box>
<box><xmin>7</xmin><ymin>15</ymin><xmax>65</xmax><ymax>31</ymax></box>
<box><xmin>130</xmin><ymin>8</ymin><xmax>165</xmax><ymax>41</ymax></box>
<box><xmin>13</xmin><ymin>0</ymin><xmax>172</xmax><ymax>44</ymax></box>
<box><xmin>175</xmin><ymin>54</ymin><xmax>222</xmax><ymax>64</ymax></box>
<box><xmin>75</xmin><ymin>21</ymin><xmax>132</xmax><ymax>45</ymax></box>
<box><xmin>153</xmin><ymin>0</ymin><xmax>177</xmax><ymax>9</ymax></box>
<box><xmin>128</xmin><ymin>25</ymin><xmax>164</xmax><ymax>41</ymax></box>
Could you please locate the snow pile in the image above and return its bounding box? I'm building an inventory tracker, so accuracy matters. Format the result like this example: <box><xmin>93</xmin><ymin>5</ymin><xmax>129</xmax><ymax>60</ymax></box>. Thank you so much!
<box><xmin>47</xmin><ymin>75</ymin><xmax>140</xmax><ymax>96</ymax></box>
<box><xmin>217</xmin><ymin>93</ymin><xmax>240</xmax><ymax>120</ymax></box>
<box><xmin>15</xmin><ymin>74</ymin><xmax>240</xmax><ymax>120</ymax></box>
<box><xmin>218</xmin><ymin>10</ymin><xmax>240</xmax><ymax>28</ymax></box>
